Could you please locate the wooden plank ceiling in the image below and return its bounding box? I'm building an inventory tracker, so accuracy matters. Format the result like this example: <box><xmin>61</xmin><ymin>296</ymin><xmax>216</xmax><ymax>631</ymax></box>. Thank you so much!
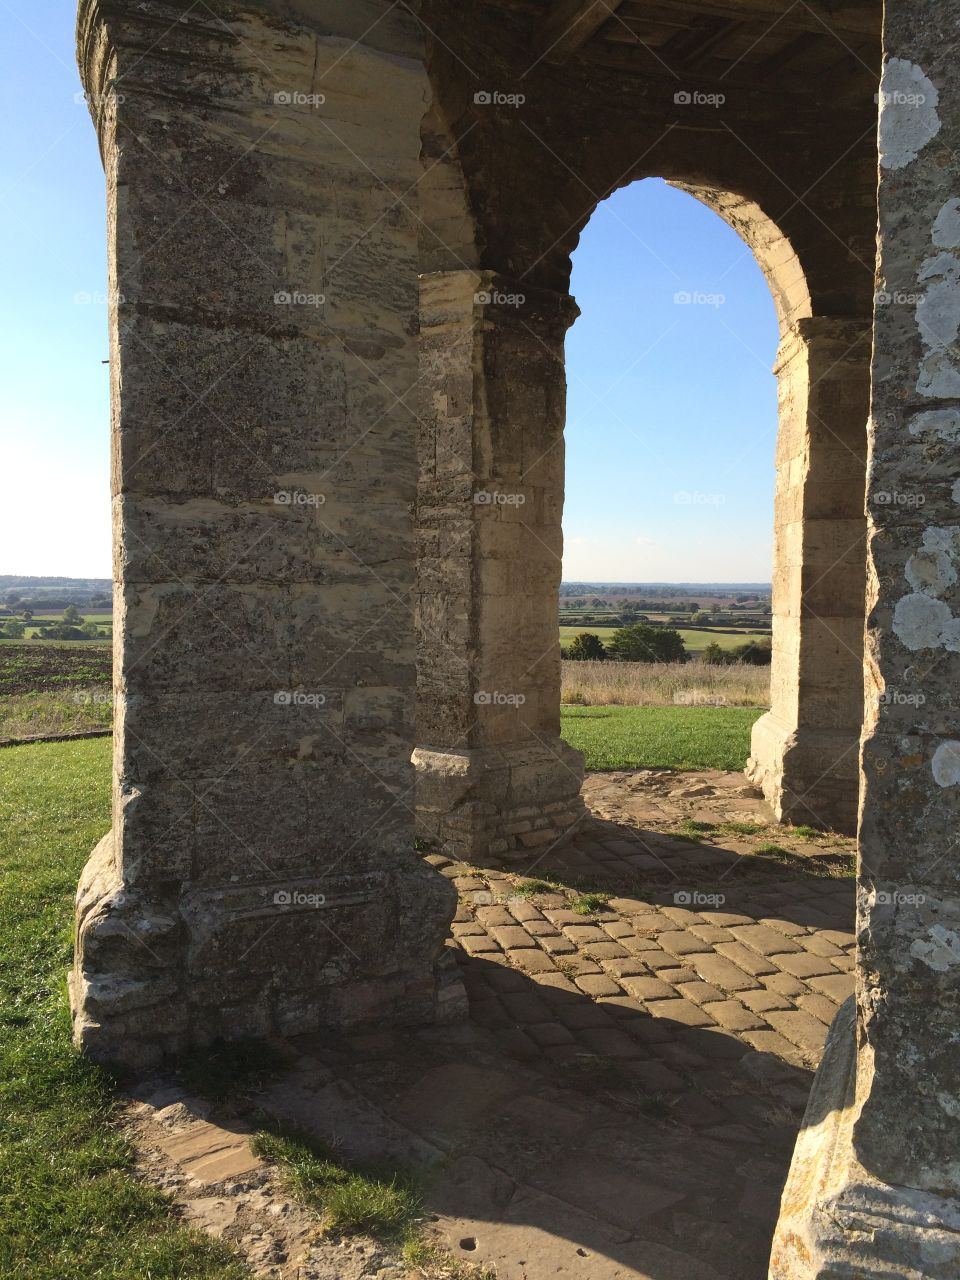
<box><xmin>481</xmin><ymin>0</ymin><xmax>880</xmax><ymax>95</ymax></box>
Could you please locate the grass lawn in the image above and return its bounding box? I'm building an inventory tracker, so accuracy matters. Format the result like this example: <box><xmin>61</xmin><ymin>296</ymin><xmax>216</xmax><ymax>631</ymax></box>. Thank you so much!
<box><xmin>0</xmin><ymin>738</ymin><xmax>248</xmax><ymax>1280</ymax></box>
<box><xmin>561</xmin><ymin>704</ymin><xmax>764</xmax><ymax>771</ymax></box>
<box><xmin>0</xmin><ymin>714</ymin><xmax>760</xmax><ymax>1274</ymax></box>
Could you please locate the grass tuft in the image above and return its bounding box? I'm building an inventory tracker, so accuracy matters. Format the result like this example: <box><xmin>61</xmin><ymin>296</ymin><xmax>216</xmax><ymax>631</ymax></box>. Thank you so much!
<box><xmin>679</xmin><ymin>819</ymin><xmax>716</xmax><ymax>835</ymax></box>
<box><xmin>252</xmin><ymin>1130</ymin><xmax>422</xmax><ymax>1240</ymax></box>
<box><xmin>755</xmin><ymin>842</ymin><xmax>791</xmax><ymax>858</ymax></box>
<box><xmin>785</xmin><ymin>824</ymin><xmax>821</xmax><ymax>841</ymax></box>
<box><xmin>512</xmin><ymin>879</ymin><xmax>558</xmax><ymax>898</ymax></box>
<box><xmin>401</xmin><ymin>1237</ymin><xmax>497</xmax><ymax>1279</ymax></box>
<box><xmin>571</xmin><ymin>892</ymin><xmax>610</xmax><ymax>916</ymax></box>
<box><xmin>720</xmin><ymin>821</ymin><xmax>766</xmax><ymax>836</ymax></box>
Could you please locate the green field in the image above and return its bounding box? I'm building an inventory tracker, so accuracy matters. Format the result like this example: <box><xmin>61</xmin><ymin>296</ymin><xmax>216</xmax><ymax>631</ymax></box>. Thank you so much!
<box><xmin>559</xmin><ymin>626</ymin><xmax>769</xmax><ymax>655</ymax></box>
<box><xmin>0</xmin><ymin>639</ymin><xmax>111</xmax><ymax>648</ymax></box>
<box><xmin>560</xmin><ymin>704</ymin><xmax>764</xmax><ymax>771</ymax></box>
<box><xmin>15</xmin><ymin>612</ymin><xmax>114</xmax><ymax>621</ymax></box>
<box><xmin>1</xmin><ymin>612</ymin><xmax>113</xmax><ymax>644</ymax></box>
<box><xmin>0</xmin><ymin>738</ymin><xmax>247</xmax><ymax>1279</ymax></box>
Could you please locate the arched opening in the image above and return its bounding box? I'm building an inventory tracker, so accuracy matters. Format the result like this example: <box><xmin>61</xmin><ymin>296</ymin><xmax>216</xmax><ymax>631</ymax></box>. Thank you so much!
<box><xmin>413</xmin><ymin>163</ymin><xmax>869</xmax><ymax>857</ymax></box>
<box><xmin>560</xmin><ymin>177</ymin><xmax>780</xmax><ymax>758</ymax></box>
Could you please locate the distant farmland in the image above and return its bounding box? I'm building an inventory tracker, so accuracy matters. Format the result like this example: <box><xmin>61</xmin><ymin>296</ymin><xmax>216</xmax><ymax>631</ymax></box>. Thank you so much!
<box><xmin>0</xmin><ymin>612</ymin><xmax>112</xmax><ymax>646</ymax></box>
<box><xmin>559</xmin><ymin>625</ymin><xmax>770</xmax><ymax>656</ymax></box>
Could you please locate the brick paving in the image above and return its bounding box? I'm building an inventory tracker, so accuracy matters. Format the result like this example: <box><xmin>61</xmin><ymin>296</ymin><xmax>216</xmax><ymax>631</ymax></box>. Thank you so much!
<box><xmin>129</xmin><ymin>768</ymin><xmax>857</xmax><ymax>1280</ymax></box>
<box><xmin>408</xmin><ymin>766</ymin><xmax>858</xmax><ymax>1275</ymax></box>
<box><xmin>439</xmin><ymin>768</ymin><xmax>856</xmax><ymax>1092</ymax></box>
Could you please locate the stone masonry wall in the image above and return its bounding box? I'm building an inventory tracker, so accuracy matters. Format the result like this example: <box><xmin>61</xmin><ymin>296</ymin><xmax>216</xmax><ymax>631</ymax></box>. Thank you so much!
<box><xmin>70</xmin><ymin>0</ymin><xmax>463</xmax><ymax>1068</ymax></box>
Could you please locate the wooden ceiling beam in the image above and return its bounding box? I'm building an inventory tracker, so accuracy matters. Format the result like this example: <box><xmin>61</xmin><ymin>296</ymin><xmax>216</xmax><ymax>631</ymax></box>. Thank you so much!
<box><xmin>577</xmin><ymin>37</ymin><xmax>874</xmax><ymax>101</ymax></box>
<box><xmin>660</xmin><ymin>16</ymin><xmax>746</xmax><ymax>66</ymax></box>
<box><xmin>756</xmin><ymin>30</ymin><xmax>824</xmax><ymax>76</ymax></box>
<box><xmin>537</xmin><ymin>0</ymin><xmax>629</xmax><ymax>60</ymax></box>
<box><xmin>614</xmin><ymin>0</ymin><xmax>879</xmax><ymax>38</ymax></box>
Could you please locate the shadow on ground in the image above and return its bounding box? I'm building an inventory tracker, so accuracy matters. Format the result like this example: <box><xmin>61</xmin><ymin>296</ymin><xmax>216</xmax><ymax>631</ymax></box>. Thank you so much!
<box><xmin>130</xmin><ymin>769</ymin><xmax>856</xmax><ymax>1279</ymax></box>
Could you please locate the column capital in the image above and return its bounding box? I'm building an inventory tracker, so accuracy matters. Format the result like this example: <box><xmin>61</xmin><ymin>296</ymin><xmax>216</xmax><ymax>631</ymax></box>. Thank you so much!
<box><xmin>420</xmin><ymin>268</ymin><xmax>580</xmax><ymax>333</ymax></box>
<box><xmin>774</xmin><ymin>314</ymin><xmax>872</xmax><ymax>375</ymax></box>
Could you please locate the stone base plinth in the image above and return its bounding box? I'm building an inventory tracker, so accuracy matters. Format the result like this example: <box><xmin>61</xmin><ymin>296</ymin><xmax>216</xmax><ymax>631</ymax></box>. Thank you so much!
<box><xmin>747</xmin><ymin>713</ymin><xmax>859</xmax><ymax>835</ymax></box>
<box><xmin>69</xmin><ymin>832</ymin><xmax>466</xmax><ymax>1070</ymax></box>
<box><xmin>770</xmin><ymin>998</ymin><xmax>960</xmax><ymax>1278</ymax></box>
<box><xmin>413</xmin><ymin>739</ymin><xmax>586</xmax><ymax>860</ymax></box>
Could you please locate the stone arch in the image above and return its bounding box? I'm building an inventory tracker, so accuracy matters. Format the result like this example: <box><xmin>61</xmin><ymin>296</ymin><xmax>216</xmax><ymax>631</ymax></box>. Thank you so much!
<box><xmin>572</xmin><ymin>175</ymin><xmax>870</xmax><ymax>834</ymax></box>
<box><xmin>413</xmin><ymin>149</ymin><xmax>871</xmax><ymax>852</ymax></box>
<box><xmin>666</xmin><ymin>183</ymin><xmax>812</xmax><ymax>336</ymax></box>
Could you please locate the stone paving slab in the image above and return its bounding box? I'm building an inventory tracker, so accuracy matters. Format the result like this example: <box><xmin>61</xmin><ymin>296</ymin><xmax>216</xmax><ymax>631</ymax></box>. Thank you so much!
<box><xmin>423</xmin><ymin>766</ymin><xmax>856</xmax><ymax>1276</ymax></box>
<box><xmin>126</xmin><ymin>766</ymin><xmax>856</xmax><ymax>1280</ymax></box>
<box><xmin>155</xmin><ymin>1119</ymin><xmax>262</xmax><ymax>1184</ymax></box>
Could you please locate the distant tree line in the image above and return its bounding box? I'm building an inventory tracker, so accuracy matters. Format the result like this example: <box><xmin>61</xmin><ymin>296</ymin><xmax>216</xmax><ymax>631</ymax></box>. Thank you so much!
<box><xmin>1</xmin><ymin>605</ymin><xmax>110</xmax><ymax>641</ymax></box>
<box><xmin>563</xmin><ymin>624</ymin><xmax>772</xmax><ymax>665</ymax></box>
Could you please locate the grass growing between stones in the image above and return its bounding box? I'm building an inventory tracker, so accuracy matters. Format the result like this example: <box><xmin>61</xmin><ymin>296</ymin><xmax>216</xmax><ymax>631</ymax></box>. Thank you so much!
<box><xmin>252</xmin><ymin>1130</ymin><xmax>497</xmax><ymax>1278</ymax></box>
<box><xmin>512</xmin><ymin>878</ymin><xmax>561</xmax><ymax>898</ymax></box>
<box><xmin>571</xmin><ymin>891</ymin><xmax>611</xmax><ymax>915</ymax></box>
<box><xmin>400</xmin><ymin>1239</ymin><xmax>497</xmax><ymax>1280</ymax></box>
<box><xmin>176</xmin><ymin>1038</ymin><xmax>286</xmax><ymax>1107</ymax></box>
<box><xmin>560</xmin><ymin>704</ymin><xmax>764</xmax><ymax>771</ymax></box>
<box><xmin>0</xmin><ymin>737</ymin><xmax>250</xmax><ymax>1280</ymax></box>
<box><xmin>252</xmin><ymin>1130</ymin><xmax>422</xmax><ymax>1238</ymax></box>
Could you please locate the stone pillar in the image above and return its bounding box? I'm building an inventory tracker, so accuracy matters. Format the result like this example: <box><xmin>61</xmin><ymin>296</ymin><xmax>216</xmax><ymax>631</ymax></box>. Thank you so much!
<box><xmin>747</xmin><ymin>317</ymin><xmax>871</xmax><ymax>834</ymax></box>
<box><xmin>69</xmin><ymin>0</ymin><xmax>463</xmax><ymax>1069</ymax></box>
<box><xmin>413</xmin><ymin>269</ymin><xmax>585</xmax><ymax>860</ymax></box>
<box><xmin>770</xmin><ymin>24</ymin><xmax>960</xmax><ymax>1278</ymax></box>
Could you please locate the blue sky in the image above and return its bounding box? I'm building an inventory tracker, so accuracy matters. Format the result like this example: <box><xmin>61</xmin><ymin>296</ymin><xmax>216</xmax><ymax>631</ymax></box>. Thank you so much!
<box><xmin>1</xmin><ymin>1</ymin><xmax>111</xmax><ymax>579</ymax></box>
<box><xmin>0</xmin><ymin>2</ymin><xmax>778</xmax><ymax>583</ymax></box>
<box><xmin>565</xmin><ymin>179</ymin><xmax>778</xmax><ymax>583</ymax></box>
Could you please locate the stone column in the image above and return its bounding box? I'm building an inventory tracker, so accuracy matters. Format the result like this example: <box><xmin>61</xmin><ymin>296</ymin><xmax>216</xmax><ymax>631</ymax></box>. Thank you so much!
<box><xmin>413</xmin><ymin>269</ymin><xmax>586</xmax><ymax>860</ymax></box>
<box><xmin>69</xmin><ymin>0</ymin><xmax>463</xmax><ymax>1069</ymax></box>
<box><xmin>747</xmin><ymin>317</ymin><xmax>871</xmax><ymax>834</ymax></box>
<box><xmin>770</xmin><ymin>25</ymin><xmax>960</xmax><ymax>1278</ymax></box>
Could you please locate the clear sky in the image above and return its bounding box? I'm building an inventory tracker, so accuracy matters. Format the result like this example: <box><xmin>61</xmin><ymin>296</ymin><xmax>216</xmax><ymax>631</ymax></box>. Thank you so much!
<box><xmin>0</xmin><ymin>2</ymin><xmax>777</xmax><ymax>584</ymax></box>
<box><xmin>565</xmin><ymin>179</ymin><xmax>778</xmax><ymax>584</ymax></box>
